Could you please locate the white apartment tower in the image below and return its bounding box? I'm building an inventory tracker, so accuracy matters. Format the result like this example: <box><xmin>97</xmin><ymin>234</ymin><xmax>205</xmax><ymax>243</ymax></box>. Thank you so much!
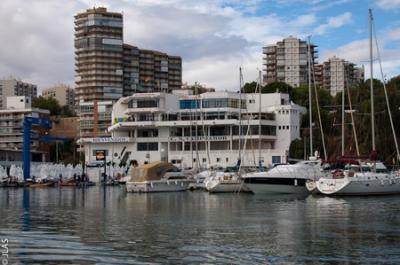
<box><xmin>321</xmin><ymin>56</ymin><xmax>364</xmax><ymax>96</ymax></box>
<box><xmin>263</xmin><ymin>36</ymin><xmax>318</xmax><ymax>88</ymax></box>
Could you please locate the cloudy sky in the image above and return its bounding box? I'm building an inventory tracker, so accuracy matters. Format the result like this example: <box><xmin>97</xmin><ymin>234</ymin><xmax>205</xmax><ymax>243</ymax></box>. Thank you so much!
<box><xmin>0</xmin><ymin>0</ymin><xmax>400</xmax><ymax>92</ymax></box>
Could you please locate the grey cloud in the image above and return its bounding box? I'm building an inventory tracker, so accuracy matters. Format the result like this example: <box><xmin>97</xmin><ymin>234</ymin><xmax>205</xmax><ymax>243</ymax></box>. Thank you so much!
<box><xmin>120</xmin><ymin>4</ymin><xmax>251</xmax><ymax>60</ymax></box>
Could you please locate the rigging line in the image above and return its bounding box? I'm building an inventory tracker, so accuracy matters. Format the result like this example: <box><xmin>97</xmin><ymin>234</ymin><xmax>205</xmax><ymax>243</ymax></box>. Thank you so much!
<box><xmin>346</xmin><ymin>84</ymin><xmax>360</xmax><ymax>156</ymax></box>
<box><xmin>238</xmin><ymin>104</ymin><xmax>253</xmax><ymax>175</ymax></box>
<box><xmin>251</xmin><ymin>78</ymin><xmax>260</xmax><ymax>167</ymax></box>
<box><xmin>373</xmin><ymin>17</ymin><xmax>400</xmax><ymax>162</ymax></box>
<box><xmin>311</xmin><ymin>56</ymin><xmax>327</xmax><ymax>160</ymax></box>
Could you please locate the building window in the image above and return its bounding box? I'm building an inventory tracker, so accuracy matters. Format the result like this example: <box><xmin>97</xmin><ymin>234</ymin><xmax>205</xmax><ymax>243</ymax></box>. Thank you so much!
<box><xmin>272</xmin><ymin>156</ymin><xmax>281</xmax><ymax>164</ymax></box>
<box><xmin>129</xmin><ymin>99</ymin><xmax>159</xmax><ymax>108</ymax></box>
<box><xmin>137</xmin><ymin>129</ymin><xmax>158</xmax><ymax>137</ymax></box>
<box><xmin>202</xmin><ymin>158</ymin><xmax>207</xmax><ymax>163</ymax></box>
<box><xmin>137</xmin><ymin>142</ymin><xmax>158</xmax><ymax>151</ymax></box>
<box><xmin>226</xmin><ymin>158</ymin><xmax>229</xmax><ymax>162</ymax></box>
<box><xmin>216</xmin><ymin>158</ymin><xmax>221</xmax><ymax>162</ymax></box>
<box><xmin>180</xmin><ymin>99</ymin><xmax>200</xmax><ymax>109</ymax></box>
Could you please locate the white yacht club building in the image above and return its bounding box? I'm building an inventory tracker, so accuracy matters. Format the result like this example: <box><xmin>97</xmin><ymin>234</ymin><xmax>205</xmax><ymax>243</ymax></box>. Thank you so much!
<box><xmin>80</xmin><ymin>90</ymin><xmax>306</xmax><ymax>168</ymax></box>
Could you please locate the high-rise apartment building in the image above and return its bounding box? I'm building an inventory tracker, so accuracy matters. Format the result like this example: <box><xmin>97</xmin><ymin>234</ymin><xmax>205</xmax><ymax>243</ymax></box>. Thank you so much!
<box><xmin>42</xmin><ymin>84</ymin><xmax>75</xmax><ymax>110</ymax></box>
<box><xmin>122</xmin><ymin>45</ymin><xmax>182</xmax><ymax>96</ymax></box>
<box><xmin>74</xmin><ymin>7</ymin><xmax>124</xmax><ymax>102</ymax></box>
<box><xmin>262</xmin><ymin>36</ymin><xmax>318</xmax><ymax>88</ymax></box>
<box><xmin>0</xmin><ymin>78</ymin><xmax>37</xmax><ymax>109</ymax></box>
<box><xmin>319</xmin><ymin>56</ymin><xmax>364</xmax><ymax>96</ymax></box>
<box><xmin>74</xmin><ymin>7</ymin><xmax>182</xmax><ymax>139</ymax></box>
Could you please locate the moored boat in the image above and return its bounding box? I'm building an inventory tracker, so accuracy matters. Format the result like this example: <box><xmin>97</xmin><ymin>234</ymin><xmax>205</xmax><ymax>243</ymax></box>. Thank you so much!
<box><xmin>204</xmin><ymin>171</ymin><xmax>247</xmax><ymax>193</ymax></box>
<box><xmin>243</xmin><ymin>159</ymin><xmax>323</xmax><ymax>195</ymax></box>
<box><xmin>317</xmin><ymin>9</ymin><xmax>400</xmax><ymax>196</ymax></box>
<box><xmin>29</xmin><ymin>182</ymin><xmax>54</xmax><ymax>188</ymax></box>
<box><xmin>126</xmin><ymin>161</ymin><xmax>192</xmax><ymax>193</ymax></box>
<box><xmin>316</xmin><ymin>162</ymin><xmax>400</xmax><ymax>195</ymax></box>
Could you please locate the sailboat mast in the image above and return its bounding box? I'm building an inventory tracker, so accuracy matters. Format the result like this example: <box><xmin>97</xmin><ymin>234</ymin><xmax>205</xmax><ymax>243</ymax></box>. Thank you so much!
<box><xmin>342</xmin><ymin>82</ymin><xmax>345</xmax><ymax>157</ymax></box>
<box><xmin>258</xmin><ymin>69</ymin><xmax>262</xmax><ymax>169</ymax></box>
<box><xmin>307</xmin><ymin>36</ymin><xmax>313</xmax><ymax>157</ymax></box>
<box><xmin>369</xmin><ymin>8</ymin><xmax>376</xmax><ymax>151</ymax></box>
<box><xmin>238</xmin><ymin>67</ymin><xmax>242</xmax><ymax>163</ymax></box>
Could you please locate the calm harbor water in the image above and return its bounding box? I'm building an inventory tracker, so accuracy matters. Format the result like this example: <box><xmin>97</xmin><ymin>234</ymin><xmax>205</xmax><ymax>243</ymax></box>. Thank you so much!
<box><xmin>0</xmin><ymin>187</ymin><xmax>400</xmax><ymax>264</ymax></box>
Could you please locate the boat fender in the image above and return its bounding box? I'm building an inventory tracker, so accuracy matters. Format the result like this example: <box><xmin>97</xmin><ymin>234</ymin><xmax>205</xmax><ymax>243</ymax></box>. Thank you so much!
<box><xmin>294</xmin><ymin>179</ymin><xmax>298</xmax><ymax>186</ymax></box>
<box><xmin>167</xmin><ymin>180</ymin><xmax>170</xmax><ymax>185</ymax></box>
<box><xmin>381</xmin><ymin>180</ymin><xmax>385</xmax><ymax>186</ymax></box>
<box><xmin>175</xmin><ymin>181</ymin><xmax>178</xmax><ymax>185</ymax></box>
<box><xmin>150</xmin><ymin>182</ymin><xmax>154</xmax><ymax>188</ymax></box>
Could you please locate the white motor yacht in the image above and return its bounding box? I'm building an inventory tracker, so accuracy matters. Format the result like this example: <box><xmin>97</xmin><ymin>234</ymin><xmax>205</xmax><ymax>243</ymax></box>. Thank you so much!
<box><xmin>243</xmin><ymin>159</ymin><xmax>323</xmax><ymax>194</ymax></box>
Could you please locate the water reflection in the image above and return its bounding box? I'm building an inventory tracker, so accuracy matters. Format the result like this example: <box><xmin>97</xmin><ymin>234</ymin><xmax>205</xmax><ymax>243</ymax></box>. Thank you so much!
<box><xmin>0</xmin><ymin>188</ymin><xmax>400</xmax><ymax>264</ymax></box>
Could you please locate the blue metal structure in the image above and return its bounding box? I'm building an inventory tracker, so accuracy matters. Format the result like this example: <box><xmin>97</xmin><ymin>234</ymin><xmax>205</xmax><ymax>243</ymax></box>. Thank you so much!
<box><xmin>23</xmin><ymin>117</ymin><xmax>69</xmax><ymax>180</ymax></box>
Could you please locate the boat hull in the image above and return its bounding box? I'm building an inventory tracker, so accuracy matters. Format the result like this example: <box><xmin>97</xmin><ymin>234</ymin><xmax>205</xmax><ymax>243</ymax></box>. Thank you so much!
<box><xmin>317</xmin><ymin>175</ymin><xmax>400</xmax><ymax>195</ymax></box>
<box><xmin>126</xmin><ymin>179</ymin><xmax>192</xmax><ymax>193</ymax></box>
<box><xmin>244</xmin><ymin>177</ymin><xmax>309</xmax><ymax>194</ymax></box>
<box><xmin>29</xmin><ymin>182</ymin><xmax>54</xmax><ymax>188</ymax></box>
<box><xmin>206</xmin><ymin>181</ymin><xmax>245</xmax><ymax>193</ymax></box>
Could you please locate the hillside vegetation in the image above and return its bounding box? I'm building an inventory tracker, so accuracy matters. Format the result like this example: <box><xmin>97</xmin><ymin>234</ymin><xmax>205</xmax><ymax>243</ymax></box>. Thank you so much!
<box><xmin>244</xmin><ymin>75</ymin><xmax>400</xmax><ymax>164</ymax></box>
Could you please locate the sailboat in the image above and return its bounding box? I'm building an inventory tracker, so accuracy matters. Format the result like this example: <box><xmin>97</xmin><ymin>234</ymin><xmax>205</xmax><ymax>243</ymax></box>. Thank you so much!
<box><xmin>316</xmin><ymin>9</ymin><xmax>400</xmax><ymax>196</ymax></box>
<box><xmin>204</xmin><ymin>67</ymin><xmax>248</xmax><ymax>193</ymax></box>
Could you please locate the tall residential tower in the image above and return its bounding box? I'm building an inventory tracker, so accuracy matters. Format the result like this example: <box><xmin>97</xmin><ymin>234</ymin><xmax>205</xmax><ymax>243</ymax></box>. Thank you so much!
<box><xmin>74</xmin><ymin>7</ymin><xmax>182</xmax><ymax>139</ymax></box>
<box><xmin>262</xmin><ymin>36</ymin><xmax>318</xmax><ymax>88</ymax></box>
<box><xmin>74</xmin><ymin>7</ymin><xmax>124</xmax><ymax>103</ymax></box>
<box><xmin>319</xmin><ymin>56</ymin><xmax>365</xmax><ymax>96</ymax></box>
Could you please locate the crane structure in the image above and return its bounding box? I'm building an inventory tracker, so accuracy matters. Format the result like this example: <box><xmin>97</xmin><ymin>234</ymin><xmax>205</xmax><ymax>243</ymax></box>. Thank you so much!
<box><xmin>23</xmin><ymin>117</ymin><xmax>69</xmax><ymax>180</ymax></box>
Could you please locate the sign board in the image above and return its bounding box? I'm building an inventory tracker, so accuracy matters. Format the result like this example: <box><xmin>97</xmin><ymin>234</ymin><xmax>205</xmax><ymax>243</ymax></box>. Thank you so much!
<box><xmin>169</xmin><ymin>136</ymin><xmax>227</xmax><ymax>141</ymax></box>
<box><xmin>92</xmin><ymin>137</ymin><xmax>131</xmax><ymax>143</ymax></box>
<box><xmin>95</xmin><ymin>150</ymin><xmax>106</xmax><ymax>161</ymax></box>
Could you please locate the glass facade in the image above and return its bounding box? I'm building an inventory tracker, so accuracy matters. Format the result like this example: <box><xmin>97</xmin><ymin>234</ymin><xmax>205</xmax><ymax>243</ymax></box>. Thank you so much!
<box><xmin>232</xmin><ymin>125</ymin><xmax>276</xmax><ymax>136</ymax></box>
<box><xmin>202</xmin><ymin>98</ymin><xmax>246</xmax><ymax>109</ymax></box>
<box><xmin>128</xmin><ymin>99</ymin><xmax>159</xmax><ymax>108</ymax></box>
<box><xmin>179</xmin><ymin>98</ymin><xmax>246</xmax><ymax>110</ymax></box>
<box><xmin>137</xmin><ymin>142</ymin><xmax>158</xmax><ymax>151</ymax></box>
<box><xmin>180</xmin><ymin>99</ymin><xmax>200</xmax><ymax>109</ymax></box>
<box><xmin>86</xmin><ymin>18</ymin><xmax>123</xmax><ymax>28</ymax></box>
<box><xmin>137</xmin><ymin>129</ymin><xmax>158</xmax><ymax>137</ymax></box>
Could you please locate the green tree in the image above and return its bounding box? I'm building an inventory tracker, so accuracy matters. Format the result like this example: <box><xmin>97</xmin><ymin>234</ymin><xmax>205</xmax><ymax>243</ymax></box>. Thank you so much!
<box><xmin>262</xmin><ymin>81</ymin><xmax>293</xmax><ymax>94</ymax></box>
<box><xmin>60</xmin><ymin>105</ymin><xmax>75</xmax><ymax>117</ymax></box>
<box><xmin>242</xmin><ymin>81</ymin><xmax>258</xmax><ymax>93</ymax></box>
<box><xmin>32</xmin><ymin>96</ymin><xmax>62</xmax><ymax>116</ymax></box>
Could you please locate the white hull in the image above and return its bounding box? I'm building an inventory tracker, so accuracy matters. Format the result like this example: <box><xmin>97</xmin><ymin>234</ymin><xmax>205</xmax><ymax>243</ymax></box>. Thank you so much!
<box><xmin>205</xmin><ymin>179</ymin><xmax>247</xmax><ymax>193</ymax></box>
<box><xmin>126</xmin><ymin>179</ymin><xmax>192</xmax><ymax>193</ymax></box>
<box><xmin>246</xmin><ymin>183</ymin><xmax>309</xmax><ymax>195</ymax></box>
<box><xmin>317</xmin><ymin>174</ymin><xmax>400</xmax><ymax>195</ymax></box>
